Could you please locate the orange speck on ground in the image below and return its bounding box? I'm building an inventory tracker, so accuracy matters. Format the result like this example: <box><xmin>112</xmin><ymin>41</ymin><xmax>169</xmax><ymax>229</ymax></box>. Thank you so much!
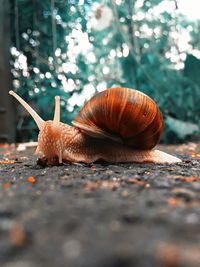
<box><xmin>127</xmin><ymin>178</ymin><xmax>150</xmax><ymax>187</ymax></box>
<box><xmin>27</xmin><ymin>176</ymin><xmax>36</xmax><ymax>184</ymax></box>
<box><xmin>2</xmin><ymin>183</ymin><xmax>10</xmax><ymax>189</ymax></box>
<box><xmin>168</xmin><ymin>197</ymin><xmax>178</xmax><ymax>207</ymax></box>
<box><xmin>10</xmin><ymin>223</ymin><xmax>27</xmax><ymax>247</ymax></box>
<box><xmin>0</xmin><ymin>160</ymin><xmax>16</xmax><ymax>164</ymax></box>
<box><xmin>173</xmin><ymin>175</ymin><xmax>198</xmax><ymax>183</ymax></box>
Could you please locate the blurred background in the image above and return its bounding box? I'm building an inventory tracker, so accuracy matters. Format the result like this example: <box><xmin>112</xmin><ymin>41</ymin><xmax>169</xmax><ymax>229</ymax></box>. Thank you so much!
<box><xmin>1</xmin><ymin>0</ymin><xmax>200</xmax><ymax>144</ymax></box>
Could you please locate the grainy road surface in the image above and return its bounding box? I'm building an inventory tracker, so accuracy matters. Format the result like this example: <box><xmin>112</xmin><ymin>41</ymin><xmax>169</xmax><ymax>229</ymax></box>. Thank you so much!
<box><xmin>0</xmin><ymin>143</ymin><xmax>200</xmax><ymax>267</ymax></box>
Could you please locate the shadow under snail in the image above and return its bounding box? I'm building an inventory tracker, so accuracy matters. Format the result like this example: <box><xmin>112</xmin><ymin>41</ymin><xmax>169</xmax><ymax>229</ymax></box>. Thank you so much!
<box><xmin>9</xmin><ymin>88</ymin><xmax>181</xmax><ymax>165</ymax></box>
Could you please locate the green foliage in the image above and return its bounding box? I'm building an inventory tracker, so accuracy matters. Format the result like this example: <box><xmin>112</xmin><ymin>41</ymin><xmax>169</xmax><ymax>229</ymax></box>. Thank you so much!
<box><xmin>10</xmin><ymin>0</ymin><xmax>200</xmax><ymax>143</ymax></box>
<box><xmin>165</xmin><ymin>116</ymin><xmax>199</xmax><ymax>143</ymax></box>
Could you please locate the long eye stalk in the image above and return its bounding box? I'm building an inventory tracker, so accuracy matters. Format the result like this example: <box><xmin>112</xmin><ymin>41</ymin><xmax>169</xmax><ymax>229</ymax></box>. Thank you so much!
<box><xmin>9</xmin><ymin>90</ymin><xmax>44</xmax><ymax>130</ymax></box>
<box><xmin>53</xmin><ymin>96</ymin><xmax>60</xmax><ymax>126</ymax></box>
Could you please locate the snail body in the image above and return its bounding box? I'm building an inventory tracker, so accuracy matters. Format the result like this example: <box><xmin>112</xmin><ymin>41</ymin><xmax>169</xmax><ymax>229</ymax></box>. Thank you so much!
<box><xmin>9</xmin><ymin>88</ymin><xmax>181</xmax><ymax>165</ymax></box>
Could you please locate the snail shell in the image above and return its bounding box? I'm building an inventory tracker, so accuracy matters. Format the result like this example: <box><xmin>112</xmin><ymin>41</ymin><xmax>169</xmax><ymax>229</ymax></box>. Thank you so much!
<box><xmin>72</xmin><ymin>87</ymin><xmax>163</xmax><ymax>150</ymax></box>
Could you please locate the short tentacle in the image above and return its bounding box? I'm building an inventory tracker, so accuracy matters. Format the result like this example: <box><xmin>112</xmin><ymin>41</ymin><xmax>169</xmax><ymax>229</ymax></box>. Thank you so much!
<box><xmin>53</xmin><ymin>96</ymin><xmax>60</xmax><ymax>127</ymax></box>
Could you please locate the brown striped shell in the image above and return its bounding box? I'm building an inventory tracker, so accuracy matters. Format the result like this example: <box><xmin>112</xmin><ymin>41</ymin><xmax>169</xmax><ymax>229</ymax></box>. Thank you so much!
<box><xmin>72</xmin><ymin>88</ymin><xmax>163</xmax><ymax>150</ymax></box>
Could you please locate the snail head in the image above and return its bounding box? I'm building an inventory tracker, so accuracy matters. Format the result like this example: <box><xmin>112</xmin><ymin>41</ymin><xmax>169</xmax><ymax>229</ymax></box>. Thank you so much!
<box><xmin>9</xmin><ymin>91</ymin><xmax>64</xmax><ymax>163</ymax></box>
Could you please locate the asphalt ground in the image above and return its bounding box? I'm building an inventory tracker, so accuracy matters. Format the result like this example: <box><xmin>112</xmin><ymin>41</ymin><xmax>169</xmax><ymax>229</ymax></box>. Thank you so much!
<box><xmin>0</xmin><ymin>143</ymin><xmax>200</xmax><ymax>267</ymax></box>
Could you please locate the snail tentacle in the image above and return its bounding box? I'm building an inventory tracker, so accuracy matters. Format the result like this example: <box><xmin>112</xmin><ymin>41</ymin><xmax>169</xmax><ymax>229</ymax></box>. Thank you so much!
<box><xmin>53</xmin><ymin>96</ymin><xmax>60</xmax><ymax>127</ymax></box>
<box><xmin>9</xmin><ymin>90</ymin><xmax>44</xmax><ymax>130</ymax></box>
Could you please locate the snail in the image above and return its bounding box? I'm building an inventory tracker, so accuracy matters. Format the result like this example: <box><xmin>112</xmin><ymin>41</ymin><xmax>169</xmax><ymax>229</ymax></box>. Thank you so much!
<box><xmin>9</xmin><ymin>88</ymin><xmax>181</xmax><ymax>165</ymax></box>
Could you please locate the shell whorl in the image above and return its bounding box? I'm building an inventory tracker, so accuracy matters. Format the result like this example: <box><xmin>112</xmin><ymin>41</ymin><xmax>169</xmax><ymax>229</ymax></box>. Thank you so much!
<box><xmin>72</xmin><ymin>88</ymin><xmax>163</xmax><ymax>150</ymax></box>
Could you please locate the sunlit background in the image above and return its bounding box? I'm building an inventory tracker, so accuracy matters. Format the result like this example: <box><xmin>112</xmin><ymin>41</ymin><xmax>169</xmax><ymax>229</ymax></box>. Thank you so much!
<box><xmin>8</xmin><ymin>0</ymin><xmax>200</xmax><ymax>142</ymax></box>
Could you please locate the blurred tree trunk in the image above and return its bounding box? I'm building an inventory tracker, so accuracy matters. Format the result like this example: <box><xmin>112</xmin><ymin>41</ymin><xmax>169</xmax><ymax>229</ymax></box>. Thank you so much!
<box><xmin>0</xmin><ymin>0</ymin><xmax>16</xmax><ymax>143</ymax></box>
